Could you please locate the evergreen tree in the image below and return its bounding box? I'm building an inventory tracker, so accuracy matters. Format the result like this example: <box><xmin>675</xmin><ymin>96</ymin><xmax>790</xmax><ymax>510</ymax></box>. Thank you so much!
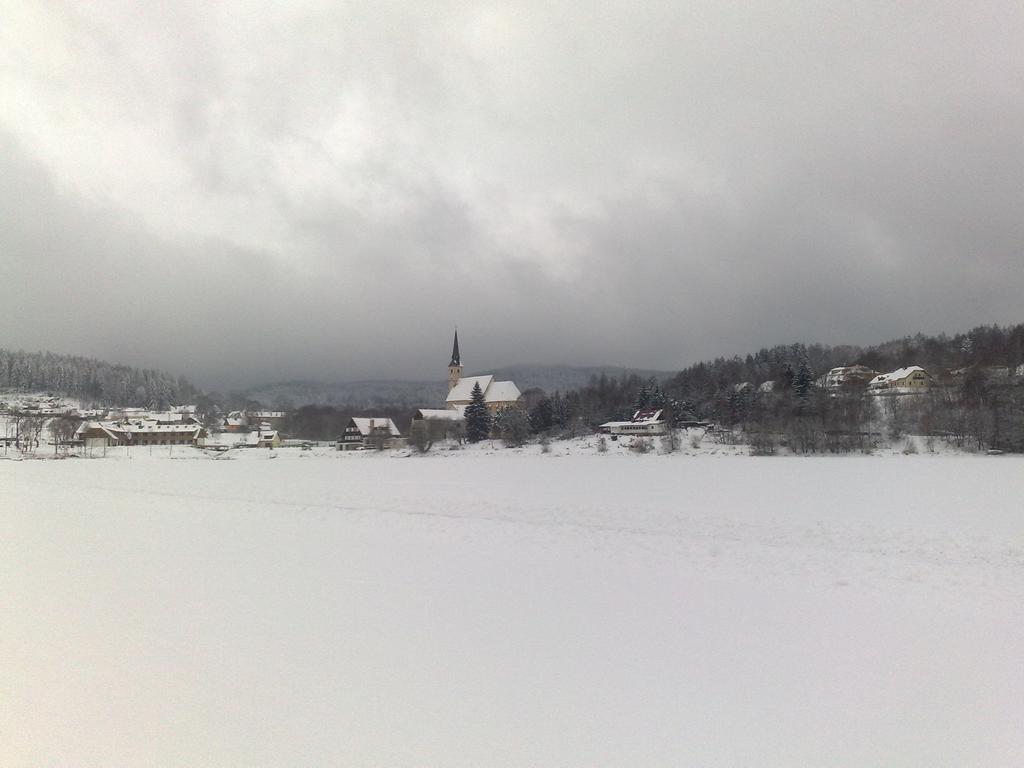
<box><xmin>632</xmin><ymin>377</ymin><xmax>662</xmax><ymax>412</ymax></box>
<box><xmin>529</xmin><ymin>397</ymin><xmax>554</xmax><ymax>434</ymax></box>
<box><xmin>792</xmin><ymin>346</ymin><xmax>814</xmax><ymax>405</ymax></box>
<box><xmin>550</xmin><ymin>391</ymin><xmax>570</xmax><ymax>427</ymax></box>
<box><xmin>464</xmin><ymin>382</ymin><xmax>492</xmax><ymax>442</ymax></box>
<box><xmin>495</xmin><ymin>406</ymin><xmax>530</xmax><ymax>447</ymax></box>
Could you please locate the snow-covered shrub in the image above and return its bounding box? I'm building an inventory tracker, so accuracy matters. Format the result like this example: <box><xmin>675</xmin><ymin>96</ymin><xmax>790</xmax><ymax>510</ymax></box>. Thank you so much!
<box><xmin>596</xmin><ymin>436</ymin><xmax>608</xmax><ymax>453</ymax></box>
<box><xmin>748</xmin><ymin>430</ymin><xmax>778</xmax><ymax>456</ymax></box>
<box><xmin>630</xmin><ymin>437</ymin><xmax>652</xmax><ymax>454</ymax></box>
<box><xmin>902</xmin><ymin>439</ymin><xmax>918</xmax><ymax>455</ymax></box>
<box><xmin>689</xmin><ymin>432</ymin><xmax>702</xmax><ymax>449</ymax></box>
<box><xmin>660</xmin><ymin>431</ymin><xmax>678</xmax><ymax>453</ymax></box>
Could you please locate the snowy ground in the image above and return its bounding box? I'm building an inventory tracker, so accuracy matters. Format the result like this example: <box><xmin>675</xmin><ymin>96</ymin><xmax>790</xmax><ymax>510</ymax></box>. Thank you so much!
<box><xmin>2</xmin><ymin>451</ymin><xmax>1022</xmax><ymax>766</ymax></box>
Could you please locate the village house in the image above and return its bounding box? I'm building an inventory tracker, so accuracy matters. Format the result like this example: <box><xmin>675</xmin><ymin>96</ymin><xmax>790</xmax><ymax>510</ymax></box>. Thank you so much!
<box><xmin>868</xmin><ymin>366</ymin><xmax>932</xmax><ymax>394</ymax></box>
<box><xmin>337</xmin><ymin>417</ymin><xmax>403</xmax><ymax>451</ymax></box>
<box><xmin>599</xmin><ymin>408</ymin><xmax>669</xmax><ymax>437</ymax></box>
<box><xmin>223</xmin><ymin>410</ymin><xmax>287</xmax><ymax>432</ymax></box>
<box><xmin>122</xmin><ymin>422</ymin><xmax>205</xmax><ymax>446</ymax></box>
<box><xmin>76</xmin><ymin>420</ymin><xmax>206</xmax><ymax>449</ymax></box>
<box><xmin>200</xmin><ymin>428</ymin><xmax>281</xmax><ymax>449</ymax></box>
<box><xmin>77</xmin><ymin>423</ymin><xmax>125</xmax><ymax>451</ymax></box>
<box><xmin>821</xmin><ymin>365</ymin><xmax>878</xmax><ymax>390</ymax></box>
<box><xmin>444</xmin><ymin>332</ymin><xmax>522</xmax><ymax>415</ymax></box>
<box><xmin>409</xmin><ymin>408</ymin><xmax>465</xmax><ymax>442</ymax></box>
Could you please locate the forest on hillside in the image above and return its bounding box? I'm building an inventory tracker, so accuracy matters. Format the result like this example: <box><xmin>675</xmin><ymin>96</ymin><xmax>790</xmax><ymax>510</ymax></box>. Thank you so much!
<box><xmin>663</xmin><ymin>323</ymin><xmax>1024</xmax><ymax>404</ymax></box>
<box><xmin>516</xmin><ymin>324</ymin><xmax>1024</xmax><ymax>453</ymax></box>
<box><xmin>0</xmin><ymin>348</ymin><xmax>198</xmax><ymax>408</ymax></box>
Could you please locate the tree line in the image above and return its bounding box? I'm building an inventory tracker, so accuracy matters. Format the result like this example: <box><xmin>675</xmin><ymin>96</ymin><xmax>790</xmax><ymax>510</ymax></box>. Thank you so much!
<box><xmin>0</xmin><ymin>348</ymin><xmax>197</xmax><ymax>408</ymax></box>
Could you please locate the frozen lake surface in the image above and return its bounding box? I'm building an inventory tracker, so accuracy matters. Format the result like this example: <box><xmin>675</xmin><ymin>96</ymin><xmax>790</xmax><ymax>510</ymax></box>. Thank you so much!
<box><xmin>2</xmin><ymin>452</ymin><xmax>1022</xmax><ymax>766</ymax></box>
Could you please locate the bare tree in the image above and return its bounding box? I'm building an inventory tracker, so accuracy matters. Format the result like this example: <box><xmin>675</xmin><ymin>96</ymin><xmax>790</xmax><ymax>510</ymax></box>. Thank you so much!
<box><xmin>15</xmin><ymin>414</ymin><xmax>46</xmax><ymax>453</ymax></box>
<box><xmin>366</xmin><ymin>425</ymin><xmax>391</xmax><ymax>451</ymax></box>
<box><xmin>49</xmin><ymin>415</ymin><xmax>81</xmax><ymax>455</ymax></box>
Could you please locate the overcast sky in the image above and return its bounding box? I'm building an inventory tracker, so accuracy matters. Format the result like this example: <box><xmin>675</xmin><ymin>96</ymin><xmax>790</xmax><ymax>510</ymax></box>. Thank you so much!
<box><xmin>2</xmin><ymin>2</ymin><xmax>1023</xmax><ymax>390</ymax></box>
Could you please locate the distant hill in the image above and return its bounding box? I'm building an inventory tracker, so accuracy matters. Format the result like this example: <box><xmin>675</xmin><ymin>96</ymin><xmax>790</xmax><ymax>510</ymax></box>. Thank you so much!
<box><xmin>485</xmin><ymin>365</ymin><xmax>674</xmax><ymax>393</ymax></box>
<box><xmin>244</xmin><ymin>365</ymin><xmax>674</xmax><ymax>409</ymax></box>
<box><xmin>0</xmin><ymin>347</ymin><xmax>198</xmax><ymax>407</ymax></box>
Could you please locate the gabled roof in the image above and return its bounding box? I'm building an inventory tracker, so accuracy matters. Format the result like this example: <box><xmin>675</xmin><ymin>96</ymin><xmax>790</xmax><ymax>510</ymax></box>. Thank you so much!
<box><xmin>484</xmin><ymin>380</ymin><xmax>521</xmax><ymax>403</ymax></box>
<box><xmin>446</xmin><ymin>375</ymin><xmax>493</xmax><ymax>403</ymax></box>
<box><xmin>446</xmin><ymin>375</ymin><xmax>521</xmax><ymax>404</ymax></box>
<box><xmin>632</xmin><ymin>409</ymin><xmax>664</xmax><ymax>423</ymax></box>
<box><xmin>349</xmin><ymin>417</ymin><xmax>401</xmax><ymax>436</ymax></box>
<box><xmin>76</xmin><ymin>421</ymin><xmax>123</xmax><ymax>442</ymax></box>
<box><xmin>869</xmin><ymin>366</ymin><xmax>929</xmax><ymax>386</ymax></box>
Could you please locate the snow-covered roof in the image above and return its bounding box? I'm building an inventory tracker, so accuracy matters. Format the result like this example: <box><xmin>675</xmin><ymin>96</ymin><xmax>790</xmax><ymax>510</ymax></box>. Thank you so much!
<box><xmin>76</xmin><ymin>421</ymin><xmax>123</xmax><ymax>441</ymax></box>
<box><xmin>124</xmin><ymin>422</ymin><xmax>202</xmax><ymax>434</ymax></box>
<box><xmin>144</xmin><ymin>411</ymin><xmax>185</xmax><ymax>423</ymax></box>
<box><xmin>202</xmin><ymin>431</ymin><xmax>259</xmax><ymax>447</ymax></box>
<box><xmin>349</xmin><ymin>418</ymin><xmax>401</xmax><ymax>436</ymax></box>
<box><xmin>446</xmin><ymin>375</ymin><xmax>521</xmax><ymax>404</ymax></box>
<box><xmin>416</xmin><ymin>409</ymin><xmax>463</xmax><ymax>421</ymax></box>
<box><xmin>600</xmin><ymin>409</ymin><xmax>666</xmax><ymax>429</ymax></box>
<box><xmin>485</xmin><ymin>380</ymin><xmax>521</xmax><ymax>403</ymax></box>
<box><xmin>632</xmin><ymin>409</ymin><xmax>664</xmax><ymax>424</ymax></box>
<box><xmin>446</xmin><ymin>375</ymin><xmax>494</xmax><ymax>403</ymax></box>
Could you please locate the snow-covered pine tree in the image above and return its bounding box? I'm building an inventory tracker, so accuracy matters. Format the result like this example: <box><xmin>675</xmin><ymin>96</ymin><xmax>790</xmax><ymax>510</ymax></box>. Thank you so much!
<box><xmin>792</xmin><ymin>346</ymin><xmax>814</xmax><ymax>408</ymax></box>
<box><xmin>464</xmin><ymin>381</ymin><xmax>492</xmax><ymax>443</ymax></box>
<box><xmin>632</xmin><ymin>377</ymin><xmax>657</xmax><ymax>413</ymax></box>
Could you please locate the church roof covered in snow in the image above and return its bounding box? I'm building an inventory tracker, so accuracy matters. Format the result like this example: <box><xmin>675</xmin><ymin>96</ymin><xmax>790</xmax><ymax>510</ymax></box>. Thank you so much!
<box><xmin>446</xmin><ymin>375</ymin><xmax>521</xmax><ymax>404</ymax></box>
<box><xmin>446</xmin><ymin>375</ymin><xmax>493</xmax><ymax>403</ymax></box>
<box><xmin>482</xmin><ymin>380</ymin><xmax>522</xmax><ymax>403</ymax></box>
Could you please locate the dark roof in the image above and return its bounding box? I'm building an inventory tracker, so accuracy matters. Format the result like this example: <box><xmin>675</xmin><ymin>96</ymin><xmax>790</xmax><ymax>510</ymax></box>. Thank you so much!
<box><xmin>449</xmin><ymin>329</ymin><xmax>461</xmax><ymax>366</ymax></box>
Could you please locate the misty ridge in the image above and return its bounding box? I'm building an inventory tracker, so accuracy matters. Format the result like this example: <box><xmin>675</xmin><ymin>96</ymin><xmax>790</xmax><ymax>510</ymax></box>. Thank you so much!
<box><xmin>4</xmin><ymin>322</ymin><xmax>1023</xmax><ymax>411</ymax></box>
<box><xmin>243</xmin><ymin>365</ymin><xmax>674</xmax><ymax>410</ymax></box>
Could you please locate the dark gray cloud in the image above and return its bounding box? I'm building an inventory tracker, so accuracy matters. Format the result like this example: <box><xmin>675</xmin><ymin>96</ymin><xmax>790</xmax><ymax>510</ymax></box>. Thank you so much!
<box><xmin>2</xmin><ymin>2</ymin><xmax>1022</xmax><ymax>390</ymax></box>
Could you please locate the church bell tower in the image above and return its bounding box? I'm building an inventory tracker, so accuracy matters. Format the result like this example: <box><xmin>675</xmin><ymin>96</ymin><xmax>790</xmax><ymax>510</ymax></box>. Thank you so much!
<box><xmin>448</xmin><ymin>330</ymin><xmax>462</xmax><ymax>392</ymax></box>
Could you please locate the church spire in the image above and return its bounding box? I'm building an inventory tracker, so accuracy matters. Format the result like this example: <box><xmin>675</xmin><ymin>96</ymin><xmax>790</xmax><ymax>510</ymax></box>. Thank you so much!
<box><xmin>449</xmin><ymin>329</ymin><xmax>461</xmax><ymax>367</ymax></box>
<box><xmin>447</xmin><ymin>329</ymin><xmax>463</xmax><ymax>394</ymax></box>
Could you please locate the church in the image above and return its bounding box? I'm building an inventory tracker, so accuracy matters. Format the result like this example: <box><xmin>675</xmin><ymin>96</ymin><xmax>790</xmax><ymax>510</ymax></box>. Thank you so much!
<box><xmin>444</xmin><ymin>331</ymin><xmax>522</xmax><ymax>414</ymax></box>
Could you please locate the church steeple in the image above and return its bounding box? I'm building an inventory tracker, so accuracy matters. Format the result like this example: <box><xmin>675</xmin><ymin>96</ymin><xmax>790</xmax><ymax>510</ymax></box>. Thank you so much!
<box><xmin>447</xmin><ymin>330</ymin><xmax>463</xmax><ymax>392</ymax></box>
<box><xmin>449</xmin><ymin>330</ymin><xmax>461</xmax><ymax>366</ymax></box>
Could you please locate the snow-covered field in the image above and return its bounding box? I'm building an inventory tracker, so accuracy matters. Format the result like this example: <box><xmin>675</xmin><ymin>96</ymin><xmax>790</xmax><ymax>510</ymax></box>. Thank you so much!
<box><xmin>2</xmin><ymin>451</ymin><xmax>1022</xmax><ymax>766</ymax></box>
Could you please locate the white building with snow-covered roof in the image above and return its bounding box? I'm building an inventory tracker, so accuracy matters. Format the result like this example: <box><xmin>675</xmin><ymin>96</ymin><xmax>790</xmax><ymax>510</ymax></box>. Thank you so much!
<box><xmin>867</xmin><ymin>366</ymin><xmax>932</xmax><ymax>394</ymax></box>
